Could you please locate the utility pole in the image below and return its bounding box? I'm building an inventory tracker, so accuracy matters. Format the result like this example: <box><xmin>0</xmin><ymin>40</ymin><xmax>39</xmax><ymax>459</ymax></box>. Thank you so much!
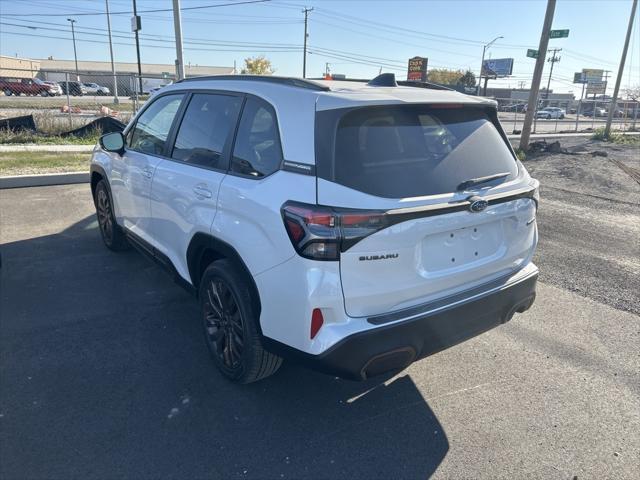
<box><xmin>476</xmin><ymin>35</ymin><xmax>503</xmax><ymax>95</ymax></box>
<box><xmin>172</xmin><ymin>0</ymin><xmax>186</xmax><ymax>81</ymax></box>
<box><xmin>519</xmin><ymin>0</ymin><xmax>556</xmax><ymax>151</ymax></box>
<box><xmin>105</xmin><ymin>0</ymin><xmax>119</xmax><ymax>104</ymax></box>
<box><xmin>132</xmin><ymin>0</ymin><xmax>143</xmax><ymax>94</ymax></box>
<box><xmin>605</xmin><ymin>0</ymin><xmax>637</xmax><ymax>137</ymax></box>
<box><xmin>302</xmin><ymin>7</ymin><xmax>313</xmax><ymax>78</ymax></box>
<box><xmin>544</xmin><ymin>47</ymin><xmax>562</xmax><ymax>105</ymax></box>
<box><xmin>66</xmin><ymin>18</ymin><xmax>79</xmax><ymax>81</ymax></box>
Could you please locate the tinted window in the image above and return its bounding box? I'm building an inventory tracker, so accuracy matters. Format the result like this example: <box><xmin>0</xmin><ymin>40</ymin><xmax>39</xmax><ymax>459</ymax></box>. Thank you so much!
<box><xmin>318</xmin><ymin>105</ymin><xmax>517</xmax><ymax>198</ymax></box>
<box><xmin>129</xmin><ymin>94</ymin><xmax>184</xmax><ymax>156</ymax></box>
<box><xmin>171</xmin><ymin>93</ymin><xmax>242</xmax><ymax>168</ymax></box>
<box><xmin>231</xmin><ymin>97</ymin><xmax>282</xmax><ymax>177</ymax></box>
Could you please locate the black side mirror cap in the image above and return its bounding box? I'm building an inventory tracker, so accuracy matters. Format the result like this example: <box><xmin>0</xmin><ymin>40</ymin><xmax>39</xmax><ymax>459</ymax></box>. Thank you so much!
<box><xmin>99</xmin><ymin>131</ymin><xmax>125</xmax><ymax>155</ymax></box>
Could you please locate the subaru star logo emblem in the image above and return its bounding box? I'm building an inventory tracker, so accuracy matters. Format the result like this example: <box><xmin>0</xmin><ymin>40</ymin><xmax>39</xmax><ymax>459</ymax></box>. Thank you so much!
<box><xmin>468</xmin><ymin>196</ymin><xmax>488</xmax><ymax>213</ymax></box>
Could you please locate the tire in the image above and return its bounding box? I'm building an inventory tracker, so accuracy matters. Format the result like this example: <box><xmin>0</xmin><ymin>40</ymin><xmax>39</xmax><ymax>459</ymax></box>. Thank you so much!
<box><xmin>3</xmin><ymin>89</ymin><xmax>11</xmax><ymax>96</ymax></box>
<box><xmin>200</xmin><ymin>259</ymin><xmax>282</xmax><ymax>384</ymax></box>
<box><xmin>40</xmin><ymin>91</ymin><xmax>48</xmax><ymax>97</ymax></box>
<box><xmin>94</xmin><ymin>180</ymin><xmax>129</xmax><ymax>251</ymax></box>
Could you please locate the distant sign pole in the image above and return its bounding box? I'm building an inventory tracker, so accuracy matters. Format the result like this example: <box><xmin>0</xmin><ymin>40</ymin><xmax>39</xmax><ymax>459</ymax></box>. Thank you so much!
<box><xmin>407</xmin><ymin>56</ymin><xmax>428</xmax><ymax>82</ymax></box>
<box><xmin>519</xmin><ymin>0</ymin><xmax>556</xmax><ymax>151</ymax></box>
<box><xmin>605</xmin><ymin>0</ymin><xmax>637</xmax><ymax>138</ymax></box>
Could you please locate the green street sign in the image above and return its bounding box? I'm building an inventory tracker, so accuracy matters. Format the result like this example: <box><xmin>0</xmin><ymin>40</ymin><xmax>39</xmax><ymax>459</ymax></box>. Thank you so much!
<box><xmin>550</xmin><ymin>29</ymin><xmax>569</xmax><ymax>39</ymax></box>
<box><xmin>527</xmin><ymin>49</ymin><xmax>539</xmax><ymax>59</ymax></box>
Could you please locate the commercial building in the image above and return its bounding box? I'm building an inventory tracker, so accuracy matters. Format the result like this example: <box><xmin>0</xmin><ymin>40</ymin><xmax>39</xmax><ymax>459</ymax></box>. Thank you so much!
<box><xmin>1</xmin><ymin>55</ymin><xmax>235</xmax><ymax>95</ymax></box>
<box><xmin>38</xmin><ymin>58</ymin><xmax>235</xmax><ymax>95</ymax></box>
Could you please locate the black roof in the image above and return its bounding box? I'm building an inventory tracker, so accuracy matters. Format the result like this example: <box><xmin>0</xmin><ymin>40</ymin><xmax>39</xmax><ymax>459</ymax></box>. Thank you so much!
<box><xmin>177</xmin><ymin>75</ymin><xmax>330</xmax><ymax>92</ymax></box>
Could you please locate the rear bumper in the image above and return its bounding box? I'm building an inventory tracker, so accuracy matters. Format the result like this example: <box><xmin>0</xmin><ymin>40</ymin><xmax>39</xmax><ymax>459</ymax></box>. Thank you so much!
<box><xmin>263</xmin><ymin>267</ymin><xmax>538</xmax><ymax>380</ymax></box>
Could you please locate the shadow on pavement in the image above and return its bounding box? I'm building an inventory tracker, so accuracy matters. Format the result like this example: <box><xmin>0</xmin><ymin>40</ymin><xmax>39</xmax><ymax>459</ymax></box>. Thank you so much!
<box><xmin>0</xmin><ymin>215</ymin><xmax>448</xmax><ymax>479</ymax></box>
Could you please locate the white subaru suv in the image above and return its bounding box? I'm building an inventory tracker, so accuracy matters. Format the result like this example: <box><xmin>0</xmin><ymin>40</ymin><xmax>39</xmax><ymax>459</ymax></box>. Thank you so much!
<box><xmin>91</xmin><ymin>74</ymin><xmax>539</xmax><ymax>383</ymax></box>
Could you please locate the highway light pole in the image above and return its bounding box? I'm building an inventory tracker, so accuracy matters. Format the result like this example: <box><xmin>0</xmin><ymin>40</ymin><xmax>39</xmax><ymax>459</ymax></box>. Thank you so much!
<box><xmin>519</xmin><ymin>0</ymin><xmax>556</xmax><ymax>151</ymax></box>
<box><xmin>105</xmin><ymin>0</ymin><xmax>119</xmax><ymax>104</ymax></box>
<box><xmin>66</xmin><ymin>18</ymin><xmax>79</xmax><ymax>81</ymax></box>
<box><xmin>476</xmin><ymin>35</ymin><xmax>502</xmax><ymax>96</ymax></box>
<box><xmin>605</xmin><ymin>0</ymin><xmax>637</xmax><ymax>138</ymax></box>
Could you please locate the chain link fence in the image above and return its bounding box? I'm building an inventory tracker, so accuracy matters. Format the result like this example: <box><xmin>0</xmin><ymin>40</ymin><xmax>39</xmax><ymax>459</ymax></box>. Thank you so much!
<box><xmin>495</xmin><ymin>96</ymin><xmax>639</xmax><ymax>134</ymax></box>
<box><xmin>0</xmin><ymin>67</ymin><xmax>177</xmax><ymax>136</ymax></box>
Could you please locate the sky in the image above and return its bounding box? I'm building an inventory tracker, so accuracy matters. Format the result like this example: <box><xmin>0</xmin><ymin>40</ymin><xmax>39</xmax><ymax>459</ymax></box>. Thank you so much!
<box><xmin>1</xmin><ymin>0</ymin><xmax>639</xmax><ymax>96</ymax></box>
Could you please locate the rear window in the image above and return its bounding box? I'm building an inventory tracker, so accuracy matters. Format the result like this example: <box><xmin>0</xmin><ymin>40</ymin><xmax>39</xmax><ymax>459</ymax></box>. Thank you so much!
<box><xmin>316</xmin><ymin>105</ymin><xmax>518</xmax><ymax>198</ymax></box>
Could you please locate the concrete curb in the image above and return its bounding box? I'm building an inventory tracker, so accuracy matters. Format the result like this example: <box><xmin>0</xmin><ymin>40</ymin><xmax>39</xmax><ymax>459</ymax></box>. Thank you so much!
<box><xmin>0</xmin><ymin>172</ymin><xmax>89</xmax><ymax>189</ymax></box>
<box><xmin>0</xmin><ymin>145</ymin><xmax>94</xmax><ymax>153</ymax></box>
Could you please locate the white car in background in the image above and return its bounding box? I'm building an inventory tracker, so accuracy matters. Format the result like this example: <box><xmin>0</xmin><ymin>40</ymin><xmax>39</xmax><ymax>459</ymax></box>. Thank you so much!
<box><xmin>33</xmin><ymin>78</ymin><xmax>62</xmax><ymax>96</ymax></box>
<box><xmin>83</xmin><ymin>83</ymin><xmax>111</xmax><ymax>96</ymax></box>
<box><xmin>535</xmin><ymin>107</ymin><xmax>565</xmax><ymax>119</ymax></box>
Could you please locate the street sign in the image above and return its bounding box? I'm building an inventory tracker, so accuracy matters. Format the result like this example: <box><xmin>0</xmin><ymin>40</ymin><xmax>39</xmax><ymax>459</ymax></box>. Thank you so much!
<box><xmin>550</xmin><ymin>29</ymin><xmax>569</xmax><ymax>39</ymax></box>
<box><xmin>527</xmin><ymin>49</ymin><xmax>539</xmax><ymax>59</ymax></box>
<box><xmin>573</xmin><ymin>72</ymin><xmax>587</xmax><ymax>84</ymax></box>
<box><xmin>407</xmin><ymin>56</ymin><xmax>428</xmax><ymax>82</ymax></box>
<box><xmin>482</xmin><ymin>58</ymin><xmax>514</xmax><ymax>78</ymax></box>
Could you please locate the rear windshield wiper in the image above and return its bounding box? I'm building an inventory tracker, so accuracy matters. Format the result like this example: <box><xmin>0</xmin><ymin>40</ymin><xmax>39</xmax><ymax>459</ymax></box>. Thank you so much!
<box><xmin>457</xmin><ymin>172</ymin><xmax>510</xmax><ymax>191</ymax></box>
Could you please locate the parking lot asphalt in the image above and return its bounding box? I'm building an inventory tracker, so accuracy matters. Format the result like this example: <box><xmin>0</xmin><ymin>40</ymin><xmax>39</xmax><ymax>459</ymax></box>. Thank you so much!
<box><xmin>1</xmin><ymin>151</ymin><xmax>639</xmax><ymax>479</ymax></box>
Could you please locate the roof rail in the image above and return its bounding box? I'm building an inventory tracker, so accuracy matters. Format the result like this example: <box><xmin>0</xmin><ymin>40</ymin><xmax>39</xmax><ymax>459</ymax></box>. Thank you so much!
<box><xmin>176</xmin><ymin>75</ymin><xmax>330</xmax><ymax>92</ymax></box>
<box><xmin>309</xmin><ymin>74</ymin><xmax>454</xmax><ymax>91</ymax></box>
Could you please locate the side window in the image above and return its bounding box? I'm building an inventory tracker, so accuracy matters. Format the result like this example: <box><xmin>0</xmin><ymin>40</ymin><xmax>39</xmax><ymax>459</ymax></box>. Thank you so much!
<box><xmin>171</xmin><ymin>93</ymin><xmax>242</xmax><ymax>168</ymax></box>
<box><xmin>128</xmin><ymin>94</ymin><xmax>184</xmax><ymax>156</ymax></box>
<box><xmin>231</xmin><ymin>97</ymin><xmax>283</xmax><ymax>178</ymax></box>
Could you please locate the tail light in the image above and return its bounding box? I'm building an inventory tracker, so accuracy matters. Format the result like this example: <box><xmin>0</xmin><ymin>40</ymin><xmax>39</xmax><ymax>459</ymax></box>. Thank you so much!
<box><xmin>282</xmin><ymin>202</ymin><xmax>389</xmax><ymax>261</ymax></box>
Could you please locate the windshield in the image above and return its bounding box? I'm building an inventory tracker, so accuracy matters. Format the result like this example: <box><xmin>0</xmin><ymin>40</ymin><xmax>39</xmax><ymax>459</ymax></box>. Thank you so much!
<box><xmin>316</xmin><ymin>105</ymin><xmax>518</xmax><ymax>198</ymax></box>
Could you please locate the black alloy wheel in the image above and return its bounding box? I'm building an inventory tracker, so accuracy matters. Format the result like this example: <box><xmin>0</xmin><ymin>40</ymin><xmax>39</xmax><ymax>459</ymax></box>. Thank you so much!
<box><xmin>203</xmin><ymin>279</ymin><xmax>244</xmax><ymax>373</ymax></box>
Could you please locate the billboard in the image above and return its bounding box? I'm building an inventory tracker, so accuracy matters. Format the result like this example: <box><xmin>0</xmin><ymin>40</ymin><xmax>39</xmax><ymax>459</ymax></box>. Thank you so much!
<box><xmin>586</xmin><ymin>81</ymin><xmax>606</xmax><ymax>95</ymax></box>
<box><xmin>582</xmin><ymin>68</ymin><xmax>604</xmax><ymax>83</ymax></box>
<box><xmin>407</xmin><ymin>56</ymin><xmax>428</xmax><ymax>82</ymax></box>
<box><xmin>573</xmin><ymin>72</ymin><xmax>587</xmax><ymax>84</ymax></box>
<box><xmin>482</xmin><ymin>58</ymin><xmax>514</xmax><ymax>78</ymax></box>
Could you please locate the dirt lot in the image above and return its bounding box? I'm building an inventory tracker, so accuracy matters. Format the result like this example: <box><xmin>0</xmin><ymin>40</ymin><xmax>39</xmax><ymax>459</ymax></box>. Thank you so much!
<box><xmin>523</xmin><ymin>138</ymin><xmax>640</xmax><ymax>315</ymax></box>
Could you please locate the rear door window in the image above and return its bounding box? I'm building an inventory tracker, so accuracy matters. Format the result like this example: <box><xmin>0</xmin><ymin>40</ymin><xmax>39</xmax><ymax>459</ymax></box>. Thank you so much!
<box><xmin>317</xmin><ymin>105</ymin><xmax>518</xmax><ymax>198</ymax></box>
<box><xmin>231</xmin><ymin>97</ymin><xmax>283</xmax><ymax>178</ymax></box>
<box><xmin>171</xmin><ymin>93</ymin><xmax>242</xmax><ymax>169</ymax></box>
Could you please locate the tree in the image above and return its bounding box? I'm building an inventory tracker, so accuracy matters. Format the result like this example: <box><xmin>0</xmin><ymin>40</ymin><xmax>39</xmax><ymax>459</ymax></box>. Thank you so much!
<box><xmin>457</xmin><ymin>70</ymin><xmax>476</xmax><ymax>87</ymax></box>
<box><xmin>623</xmin><ymin>85</ymin><xmax>640</xmax><ymax>101</ymax></box>
<box><xmin>426</xmin><ymin>68</ymin><xmax>463</xmax><ymax>85</ymax></box>
<box><xmin>241</xmin><ymin>56</ymin><xmax>274</xmax><ymax>75</ymax></box>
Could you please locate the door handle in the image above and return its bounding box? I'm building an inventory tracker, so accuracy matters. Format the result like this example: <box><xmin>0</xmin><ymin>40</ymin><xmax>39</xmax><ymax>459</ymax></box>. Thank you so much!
<box><xmin>192</xmin><ymin>185</ymin><xmax>212</xmax><ymax>199</ymax></box>
<box><xmin>142</xmin><ymin>167</ymin><xmax>153</xmax><ymax>179</ymax></box>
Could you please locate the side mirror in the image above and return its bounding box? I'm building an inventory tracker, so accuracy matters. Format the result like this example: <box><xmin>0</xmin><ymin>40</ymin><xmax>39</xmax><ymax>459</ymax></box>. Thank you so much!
<box><xmin>99</xmin><ymin>132</ymin><xmax>125</xmax><ymax>154</ymax></box>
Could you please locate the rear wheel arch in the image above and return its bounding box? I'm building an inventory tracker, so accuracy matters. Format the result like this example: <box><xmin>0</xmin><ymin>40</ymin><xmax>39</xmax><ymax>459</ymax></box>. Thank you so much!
<box><xmin>187</xmin><ymin>233</ymin><xmax>262</xmax><ymax>330</ymax></box>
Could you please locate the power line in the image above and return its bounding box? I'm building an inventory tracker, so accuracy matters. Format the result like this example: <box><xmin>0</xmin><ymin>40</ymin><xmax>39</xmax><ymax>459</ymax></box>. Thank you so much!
<box><xmin>1</xmin><ymin>0</ymin><xmax>271</xmax><ymax>16</ymax></box>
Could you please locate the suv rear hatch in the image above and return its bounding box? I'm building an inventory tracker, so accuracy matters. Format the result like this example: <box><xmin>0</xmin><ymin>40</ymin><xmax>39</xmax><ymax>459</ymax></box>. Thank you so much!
<box><xmin>314</xmin><ymin>101</ymin><xmax>538</xmax><ymax>318</ymax></box>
